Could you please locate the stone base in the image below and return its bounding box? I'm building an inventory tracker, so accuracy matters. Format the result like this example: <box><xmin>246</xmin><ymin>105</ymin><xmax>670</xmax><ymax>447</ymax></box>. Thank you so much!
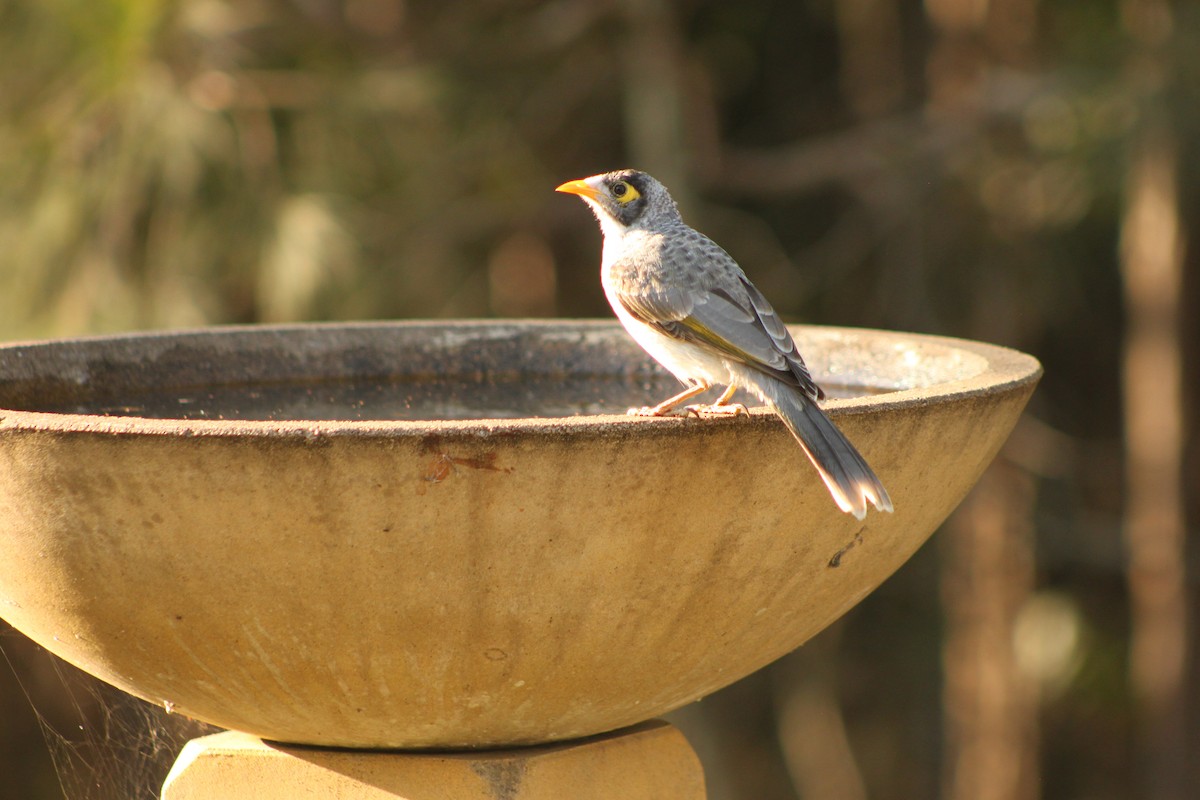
<box><xmin>161</xmin><ymin>720</ymin><xmax>705</xmax><ymax>799</ymax></box>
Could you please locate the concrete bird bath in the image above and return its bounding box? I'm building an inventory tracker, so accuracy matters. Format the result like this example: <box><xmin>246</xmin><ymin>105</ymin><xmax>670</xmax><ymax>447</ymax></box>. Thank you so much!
<box><xmin>0</xmin><ymin>320</ymin><xmax>1040</xmax><ymax>798</ymax></box>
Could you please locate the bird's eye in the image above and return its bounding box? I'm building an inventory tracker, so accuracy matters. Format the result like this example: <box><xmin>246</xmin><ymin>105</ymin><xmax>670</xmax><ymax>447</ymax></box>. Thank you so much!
<box><xmin>610</xmin><ymin>180</ymin><xmax>640</xmax><ymax>205</ymax></box>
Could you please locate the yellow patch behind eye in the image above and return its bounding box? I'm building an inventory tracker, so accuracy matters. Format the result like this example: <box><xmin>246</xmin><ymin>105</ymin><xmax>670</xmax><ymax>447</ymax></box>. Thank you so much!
<box><xmin>612</xmin><ymin>181</ymin><xmax>641</xmax><ymax>205</ymax></box>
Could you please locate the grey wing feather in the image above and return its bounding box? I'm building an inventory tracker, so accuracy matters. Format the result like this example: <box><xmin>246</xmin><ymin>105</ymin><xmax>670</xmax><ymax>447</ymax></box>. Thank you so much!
<box><xmin>615</xmin><ymin>280</ymin><xmax>694</xmax><ymax>326</ymax></box>
<box><xmin>735</xmin><ymin>280</ymin><xmax>824</xmax><ymax>400</ymax></box>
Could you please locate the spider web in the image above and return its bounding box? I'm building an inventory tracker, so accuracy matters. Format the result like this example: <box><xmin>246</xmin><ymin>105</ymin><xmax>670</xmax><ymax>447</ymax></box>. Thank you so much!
<box><xmin>1</xmin><ymin>628</ymin><xmax>218</xmax><ymax>800</ymax></box>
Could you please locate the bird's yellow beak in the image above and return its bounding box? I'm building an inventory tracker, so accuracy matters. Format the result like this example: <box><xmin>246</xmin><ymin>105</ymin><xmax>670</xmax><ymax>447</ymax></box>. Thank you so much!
<box><xmin>555</xmin><ymin>178</ymin><xmax>602</xmax><ymax>200</ymax></box>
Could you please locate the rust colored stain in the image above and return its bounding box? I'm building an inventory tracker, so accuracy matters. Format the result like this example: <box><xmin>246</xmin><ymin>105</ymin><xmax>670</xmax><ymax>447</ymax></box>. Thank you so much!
<box><xmin>423</xmin><ymin>454</ymin><xmax>456</xmax><ymax>484</ymax></box>
<box><xmin>418</xmin><ymin>451</ymin><xmax>512</xmax><ymax>493</ymax></box>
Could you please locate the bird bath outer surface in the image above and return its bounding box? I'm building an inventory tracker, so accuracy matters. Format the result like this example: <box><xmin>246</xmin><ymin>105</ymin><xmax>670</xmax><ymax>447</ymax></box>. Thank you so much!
<box><xmin>0</xmin><ymin>320</ymin><xmax>1040</xmax><ymax>748</ymax></box>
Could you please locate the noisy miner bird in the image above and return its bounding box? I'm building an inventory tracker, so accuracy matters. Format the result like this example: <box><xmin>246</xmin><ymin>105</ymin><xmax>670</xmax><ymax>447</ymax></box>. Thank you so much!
<box><xmin>556</xmin><ymin>169</ymin><xmax>893</xmax><ymax>520</ymax></box>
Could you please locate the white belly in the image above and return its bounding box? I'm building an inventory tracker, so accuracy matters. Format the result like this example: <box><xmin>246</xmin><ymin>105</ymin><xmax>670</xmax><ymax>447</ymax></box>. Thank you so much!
<box><xmin>604</xmin><ymin>284</ymin><xmax>733</xmax><ymax>388</ymax></box>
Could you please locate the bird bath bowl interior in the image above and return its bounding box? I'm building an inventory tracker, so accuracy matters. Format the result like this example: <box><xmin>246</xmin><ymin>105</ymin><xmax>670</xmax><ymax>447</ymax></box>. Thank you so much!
<box><xmin>0</xmin><ymin>320</ymin><xmax>1040</xmax><ymax>794</ymax></box>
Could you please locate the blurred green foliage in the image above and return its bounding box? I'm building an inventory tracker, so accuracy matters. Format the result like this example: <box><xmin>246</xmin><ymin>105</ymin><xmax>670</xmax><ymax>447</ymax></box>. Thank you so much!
<box><xmin>2</xmin><ymin>1</ymin><xmax>1198</xmax><ymax>799</ymax></box>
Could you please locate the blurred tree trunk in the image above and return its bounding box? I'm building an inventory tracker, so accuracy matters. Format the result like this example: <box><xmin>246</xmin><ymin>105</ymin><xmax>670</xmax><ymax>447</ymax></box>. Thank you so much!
<box><xmin>834</xmin><ymin>0</ymin><xmax>904</xmax><ymax>120</ymax></box>
<box><xmin>617</xmin><ymin>0</ymin><xmax>691</xmax><ymax>204</ymax></box>
<box><xmin>772</xmin><ymin>631</ymin><xmax>867</xmax><ymax>800</ymax></box>
<box><xmin>1118</xmin><ymin>4</ymin><xmax>1189</xmax><ymax>799</ymax></box>
<box><xmin>941</xmin><ymin>463</ymin><xmax>1039</xmax><ymax>800</ymax></box>
<box><xmin>926</xmin><ymin>3</ymin><xmax>1042</xmax><ymax>800</ymax></box>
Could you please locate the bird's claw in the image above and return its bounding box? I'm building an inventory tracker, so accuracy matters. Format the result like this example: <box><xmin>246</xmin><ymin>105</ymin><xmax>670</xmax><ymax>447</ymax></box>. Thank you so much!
<box><xmin>685</xmin><ymin>402</ymin><xmax>749</xmax><ymax>418</ymax></box>
<box><xmin>626</xmin><ymin>405</ymin><xmax>687</xmax><ymax>417</ymax></box>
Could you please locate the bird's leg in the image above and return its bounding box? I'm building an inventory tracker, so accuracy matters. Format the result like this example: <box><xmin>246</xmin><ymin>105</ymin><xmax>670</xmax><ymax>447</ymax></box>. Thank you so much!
<box><xmin>686</xmin><ymin>384</ymin><xmax>749</xmax><ymax>418</ymax></box>
<box><xmin>627</xmin><ymin>381</ymin><xmax>711</xmax><ymax>417</ymax></box>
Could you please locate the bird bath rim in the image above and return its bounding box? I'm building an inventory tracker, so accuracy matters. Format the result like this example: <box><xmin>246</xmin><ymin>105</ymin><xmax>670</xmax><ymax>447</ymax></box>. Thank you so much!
<box><xmin>0</xmin><ymin>319</ymin><xmax>1037</xmax><ymax>434</ymax></box>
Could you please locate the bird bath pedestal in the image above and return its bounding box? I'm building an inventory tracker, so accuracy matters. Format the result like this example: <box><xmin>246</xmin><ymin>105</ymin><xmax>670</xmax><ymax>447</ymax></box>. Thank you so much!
<box><xmin>0</xmin><ymin>321</ymin><xmax>1040</xmax><ymax>799</ymax></box>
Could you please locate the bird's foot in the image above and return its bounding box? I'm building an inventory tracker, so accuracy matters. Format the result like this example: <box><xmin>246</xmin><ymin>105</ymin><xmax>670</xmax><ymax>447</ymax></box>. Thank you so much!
<box><xmin>626</xmin><ymin>383</ymin><xmax>713</xmax><ymax>417</ymax></box>
<box><xmin>626</xmin><ymin>404</ymin><xmax>689</xmax><ymax>417</ymax></box>
<box><xmin>685</xmin><ymin>402</ymin><xmax>749</xmax><ymax>418</ymax></box>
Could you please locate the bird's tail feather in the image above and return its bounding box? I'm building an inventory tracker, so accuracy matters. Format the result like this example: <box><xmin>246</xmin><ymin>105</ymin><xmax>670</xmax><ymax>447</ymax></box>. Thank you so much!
<box><xmin>755</xmin><ymin>376</ymin><xmax>893</xmax><ymax>520</ymax></box>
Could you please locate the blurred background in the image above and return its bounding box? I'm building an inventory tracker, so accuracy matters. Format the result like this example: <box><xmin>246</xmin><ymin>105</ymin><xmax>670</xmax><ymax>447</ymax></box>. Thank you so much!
<box><xmin>0</xmin><ymin>0</ymin><xmax>1197</xmax><ymax>798</ymax></box>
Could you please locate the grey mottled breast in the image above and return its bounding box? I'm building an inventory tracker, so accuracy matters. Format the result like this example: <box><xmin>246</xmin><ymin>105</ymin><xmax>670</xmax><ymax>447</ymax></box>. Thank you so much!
<box><xmin>605</xmin><ymin>223</ymin><xmax>745</xmax><ymax>318</ymax></box>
